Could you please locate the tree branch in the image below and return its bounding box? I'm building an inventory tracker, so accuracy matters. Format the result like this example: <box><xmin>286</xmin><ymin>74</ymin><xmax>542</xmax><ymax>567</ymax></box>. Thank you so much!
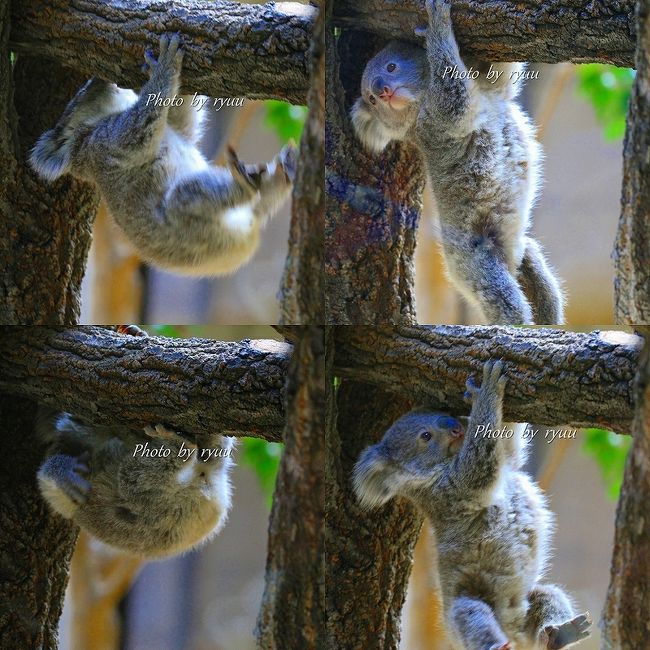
<box><xmin>333</xmin><ymin>0</ymin><xmax>636</xmax><ymax>66</ymax></box>
<box><xmin>334</xmin><ymin>326</ymin><xmax>641</xmax><ymax>433</ymax></box>
<box><xmin>10</xmin><ymin>0</ymin><xmax>316</xmax><ymax>103</ymax></box>
<box><xmin>0</xmin><ymin>327</ymin><xmax>290</xmax><ymax>441</ymax></box>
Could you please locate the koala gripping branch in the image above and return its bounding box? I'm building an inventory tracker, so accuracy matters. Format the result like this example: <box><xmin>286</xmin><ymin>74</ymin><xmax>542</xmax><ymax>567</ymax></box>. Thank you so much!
<box><xmin>333</xmin><ymin>325</ymin><xmax>640</xmax><ymax>434</ymax></box>
<box><xmin>10</xmin><ymin>0</ymin><xmax>315</xmax><ymax>103</ymax></box>
<box><xmin>333</xmin><ymin>0</ymin><xmax>636</xmax><ymax>66</ymax></box>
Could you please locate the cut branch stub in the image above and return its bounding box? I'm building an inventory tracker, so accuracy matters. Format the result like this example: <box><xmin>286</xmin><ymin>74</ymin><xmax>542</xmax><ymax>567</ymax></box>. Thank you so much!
<box><xmin>0</xmin><ymin>327</ymin><xmax>290</xmax><ymax>441</ymax></box>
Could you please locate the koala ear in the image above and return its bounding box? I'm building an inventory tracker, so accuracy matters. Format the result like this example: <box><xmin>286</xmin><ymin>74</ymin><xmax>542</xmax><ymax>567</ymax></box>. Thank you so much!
<box><xmin>352</xmin><ymin>446</ymin><xmax>396</xmax><ymax>509</ymax></box>
<box><xmin>350</xmin><ymin>97</ymin><xmax>391</xmax><ymax>154</ymax></box>
<box><xmin>29</xmin><ymin>128</ymin><xmax>72</xmax><ymax>181</ymax></box>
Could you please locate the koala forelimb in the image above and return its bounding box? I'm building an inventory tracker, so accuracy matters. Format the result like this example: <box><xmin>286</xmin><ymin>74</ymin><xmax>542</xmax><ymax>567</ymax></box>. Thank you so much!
<box><xmin>353</xmin><ymin>361</ymin><xmax>591</xmax><ymax>649</ymax></box>
<box><xmin>350</xmin><ymin>0</ymin><xmax>564</xmax><ymax>325</ymax></box>
<box><xmin>30</xmin><ymin>33</ymin><xmax>296</xmax><ymax>277</ymax></box>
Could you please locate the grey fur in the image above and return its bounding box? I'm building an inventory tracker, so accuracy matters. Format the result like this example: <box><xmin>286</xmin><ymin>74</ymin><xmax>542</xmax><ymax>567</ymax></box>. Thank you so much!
<box><xmin>353</xmin><ymin>361</ymin><xmax>591</xmax><ymax>649</ymax></box>
<box><xmin>29</xmin><ymin>33</ymin><xmax>296</xmax><ymax>277</ymax></box>
<box><xmin>350</xmin><ymin>0</ymin><xmax>564</xmax><ymax>325</ymax></box>
<box><xmin>37</xmin><ymin>408</ymin><xmax>234</xmax><ymax>558</ymax></box>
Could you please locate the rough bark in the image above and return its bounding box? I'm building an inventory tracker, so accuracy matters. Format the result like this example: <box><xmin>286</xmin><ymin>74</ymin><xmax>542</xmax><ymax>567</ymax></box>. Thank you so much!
<box><xmin>333</xmin><ymin>0</ymin><xmax>637</xmax><ymax>66</ymax></box>
<box><xmin>11</xmin><ymin>0</ymin><xmax>315</xmax><ymax>103</ymax></box>
<box><xmin>0</xmin><ymin>2</ymin><xmax>95</xmax><ymax>639</ymax></box>
<box><xmin>257</xmin><ymin>326</ymin><xmax>326</xmax><ymax>648</ymax></box>
<box><xmin>0</xmin><ymin>395</ymin><xmax>77</xmax><ymax>649</ymax></box>
<box><xmin>279</xmin><ymin>4</ymin><xmax>325</xmax><ymax>324</ymax></box>
<box><xmin>0</xmin><ymin>49</ymin><xmax>97</xmax><ymax>324</ymax></box>
<box><xmin>614</xmin><ymin>0</ymin><xmax>650</xmax><ymax>324</ymax></box>
<box><xmin>602</xmin><ymin>326</ymin><xmax>650</xmax><ymax>648</ymax></box>
<box><xmin>325</xmin><ymin>5</ymin><xmax>424</xmax><ymax>324</ymax></box>
<box><xmin>334</xmin><ymin>326</ymin><xmax>641</xmax><ymax>434</ymax></box>
<box><xmin>325</xmin><ymin>376</ymin><xmax>421</xmax><ymax>649</ymax></box>
<box><xmin>0</xmin><ymin>327</ymin><xmax>290</xmax><ymax>441</ymax></box>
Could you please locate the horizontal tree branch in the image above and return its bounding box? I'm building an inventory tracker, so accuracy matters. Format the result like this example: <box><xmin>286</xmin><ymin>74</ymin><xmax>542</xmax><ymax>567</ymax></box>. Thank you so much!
<box><xmin>0</xmin><ymin>327</ymin><xmax>290</xmax><ymax>441</ymax></box>
<box><xmin>333</xmin><ymin>325</ymin><xmax>641</xmax><ymax>434</ymax></box>
<box><xmin>333</xmin><ymin>0</ymin><xmax>636</xmax><ymax>66</ymax></box>
<box><xmin>10</xmin><ymin>0</ymin><xmax>316</xmax><ymax>103</ymax></box>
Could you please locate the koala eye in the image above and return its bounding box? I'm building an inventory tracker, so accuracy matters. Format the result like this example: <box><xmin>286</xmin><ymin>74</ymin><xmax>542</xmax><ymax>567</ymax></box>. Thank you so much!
<box><xmin>368</xmin><ymin>94</ymin><xmax>377</xmax><ymax>105</ymax></box>
<box><xmin>387</xmin><ymin>63</ymin><xmax>396</xmax><ymax>72</ymax></box>
<box><xmin>420</xmin><ymin>431</ymin><xmax>432</xmax><ymax>442</ymax></box>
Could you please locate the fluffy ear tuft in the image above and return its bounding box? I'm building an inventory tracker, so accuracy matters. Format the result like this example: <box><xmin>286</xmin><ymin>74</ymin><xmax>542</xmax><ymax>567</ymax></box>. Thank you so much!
<box><xmin>352</xmin><ymin>447</ymin><xmax>395</xmax><ymax>509</ymax></box>
<box><xmin>29</xmin><ymin>128</ymin><xmax>72</xmax><ymax>181</ymax></box>
<box><xmin>350</xmin><ymin>97</ymin><xmax>391</xmax><ymax>154</ymax></box>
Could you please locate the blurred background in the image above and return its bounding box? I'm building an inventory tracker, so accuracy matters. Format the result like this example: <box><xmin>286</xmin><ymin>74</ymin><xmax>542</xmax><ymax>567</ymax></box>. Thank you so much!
<box><xmin>415</xmin><ymin>63</ymin><xmax>635</xmax><ymax>326</ymax></box>
<box><xmin>56</xmin><ymin>326</ymin><xmax>284</xmax><ymax>650</ymax></box>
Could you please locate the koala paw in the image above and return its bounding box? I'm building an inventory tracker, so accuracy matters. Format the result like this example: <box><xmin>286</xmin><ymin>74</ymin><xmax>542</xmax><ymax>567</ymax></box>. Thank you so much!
<box><xmin>278</xmin><ymin>141</ymin><xmax>298</xmax><ymax>183</ymax></box>
<box><xmin>144</xmin><ymin>424</ymin><xmax>197</xmax><ymax>448</ymax></box>
<box><xmin>464</xmin><ymin>360</ymin><xmax>507</xmax><ymax>404</ymax></box>
<box><xmin>226</xmin><ymin>146</ymin><xmax>261</xmax><ymax>195</ymax></box>
<box><xmin>542</xmin><ymin>612</ymin><xmax>592</xmax><ymax>650</ymax></box>
<box><xmin>143</xmin><ymin>33</ymin><xmax>183</xmax><ymax>77</ymax></box>
<box><xmin>41</xmin><ymin>453</ymin><xmax>91</xmax><ymax>506</ymax></box>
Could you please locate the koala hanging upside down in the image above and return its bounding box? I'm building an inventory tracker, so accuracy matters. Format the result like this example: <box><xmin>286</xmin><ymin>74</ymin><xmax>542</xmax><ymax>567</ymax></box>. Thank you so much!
<box><xmin>353</xmin><ymin>361</ymin><xmax>591</xmax><ymax>649</ymax></box>
<box><xmin>37</xmin><ymin>409</ymin><xmax>235</xmax><ymax>558</ymax></box>
<box><xmin>351</xmin><ymin>0</ymin><xmax>564</xmax><ymax>325</ymax></box>
<box><xmin>30</xmin><ymin>33</ymin><xmax>296</xmax><ymax>276</ymax></box>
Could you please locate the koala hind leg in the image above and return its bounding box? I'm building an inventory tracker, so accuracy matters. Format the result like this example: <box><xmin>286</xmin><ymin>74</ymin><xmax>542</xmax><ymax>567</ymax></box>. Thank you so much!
<box><xmin>449</xmin><ymin>240</ymin><xmax>534</xmax><ymax>325</ymax></box>
<box><xmin>524</xmin><ymin>584</ymin><xmax>591</xmax><ymax>649</ymax></box>
<box><xmin>37</xmin><ymin>453</ymin><xmax>91</xmax><ymax>518</ymax></box>
<box><xmin>448</xmin><ymin>596</ymin><xmax>511</xmax><ymax>650</ymax></box>
<box><xmin>518</xmin><ymin>237</ymin><xmax>565</xmax><ymax>325</ymax></box>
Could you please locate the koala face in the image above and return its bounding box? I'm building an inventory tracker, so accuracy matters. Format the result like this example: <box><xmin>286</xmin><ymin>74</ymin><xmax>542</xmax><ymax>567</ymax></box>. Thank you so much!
<box><xmin>350</xmin><ymin>41</ymin><xmax>428</xmax><ymax>153</ymax></box>
<box><xmin>352</xmin><ymin>410</ymin><xmax>465</xmax><ymax>509</ymax></box>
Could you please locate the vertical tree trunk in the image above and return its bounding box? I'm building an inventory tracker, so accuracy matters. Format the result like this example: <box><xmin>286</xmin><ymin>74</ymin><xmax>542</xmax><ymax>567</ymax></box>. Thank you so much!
<box><xmin>614</xmin><ymin>0</ymin><xmax>650</xmax><ymax>323</ymax></box>
<box><xmin>0</xmin><ymin>396</ymin><xmax>78</xmax><ymax>648</ymax></box>
<box><xmin>256</xmin><ymin>326</ymin><xmax>326</xmax><ymax>648</ymax></box>
<box><xmin>0</xmin><ymin>46</ymin><xmax>98</xmax><ymax>324</ymax></box>
<box><xmin>325</xmin><ymin>375</ymin><xmax>420</xmax><ymax>649</ymax></box>
<box><xmin>279</xmin><ymin>4</ymin><xmax>325</xmax><ymax>325</ymax></box>
<box><xmin>324</xmin><ymin>1</ymin><xmax>424</xmax><ymax>324</ymax></box>
<box><xmin>0</xmin><ymin>3</ymin><xmax>95</xmax><ymax>645</ymax></box>
<box><xmin>602</xmin><ymin>325</ymin><xmax>650</xmax><ymax>648</ymax></box>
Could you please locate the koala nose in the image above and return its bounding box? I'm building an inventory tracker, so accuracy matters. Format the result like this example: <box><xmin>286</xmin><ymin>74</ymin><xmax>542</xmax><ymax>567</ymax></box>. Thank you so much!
<box><xmin>371</xmin><ymin>76</ymin><xmax>387</xmax><ymax>97</ymax></box>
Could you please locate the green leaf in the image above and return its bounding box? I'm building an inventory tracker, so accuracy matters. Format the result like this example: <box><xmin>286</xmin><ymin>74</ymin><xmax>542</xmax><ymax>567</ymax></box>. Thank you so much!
<box><xmin>575</xmin><ymin>64</ymin><xmax>635</xmax><ymax>141</ymax></box>
<box><xmin>582</xmin><ymin>428</ymin><xmax>632</xmax><ymax>499</ymax></box>
<box><xmin>239</xmin><ymin>438</ymin><xmax>283</xmax><ymax>508</ymax></box>
<box><xmin>263</xmin><ymin>100</ymin><xmax>307</xmax><ymax>144</ymax></box>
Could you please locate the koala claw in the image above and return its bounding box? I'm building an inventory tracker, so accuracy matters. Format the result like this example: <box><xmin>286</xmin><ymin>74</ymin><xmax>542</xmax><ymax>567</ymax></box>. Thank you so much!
<box><xmin>279</xmin><ymin>142</ymin><xmax>298</xmax><ymax>182</ymax></box>
<box><xmin>542</xmin><ymin>612</ymin><xmax>592</xmax><ymax>650</ymax></box>
<box><xmin>58</xmin><ymin>456</ymin><xmax>91</xmax><ymax>505</ymax></box>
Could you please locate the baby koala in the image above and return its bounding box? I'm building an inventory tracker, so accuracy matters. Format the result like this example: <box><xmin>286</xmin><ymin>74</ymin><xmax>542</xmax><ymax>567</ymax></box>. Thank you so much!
<box><xmin>353</xmin><ymin>361</ymin><xmax>591</xmax><ymax>649</ymax></box>
<box><xmin>30</xmin><ymin>33</ymin><xmax>296</xmax><ymax>276</ymax></box>
<box><xmin>350</xmin><ymin>0</ymin><xmax>564</xmax><ymax>325</ymax></box>
<box><xmin>37</xmin><ymin>409</ymin><xmax>234</xmax><ymax>558</ymax></box>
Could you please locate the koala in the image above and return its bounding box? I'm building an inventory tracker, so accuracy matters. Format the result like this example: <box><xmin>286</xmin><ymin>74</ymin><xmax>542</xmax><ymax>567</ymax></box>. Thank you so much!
<box><xmin>353</xmin><ymin>361</ymin><xmax>591</xmax><ymax>650</ymax></box>
<box><xmin>350</xmin><ymin>0</ymin><xmax>564</xmax><ymax>325</ymax></box>
<box><xmin>37</xmin><ymin>409</ymin><xmax>234</xmax><ymax>558</ymax></box>
<box><xmin>30</xmin><ymin>33</ymin><xmax>296</xmax><ymax>276</ymax></box>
